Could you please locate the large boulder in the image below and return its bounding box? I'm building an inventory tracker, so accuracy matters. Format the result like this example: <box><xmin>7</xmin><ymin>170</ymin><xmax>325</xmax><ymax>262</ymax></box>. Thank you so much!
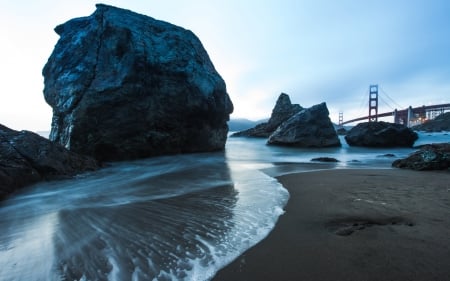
<box><xmin>43</xmin><ymin>4</ymin><xmax>233</xmax><ymax>161</ymax></box>
<box><xmin>231</xmin><ymin>93</ymin><xmax>302</xmax><ymax>137</ymax></box>
<box><xmin>267</xmin><ymin>102</ymin><xmax>341</xmax><ymax>147</ymax></box>
<box><xmin>392</xmin><ymin>143</ymin><xmax>450</xmax><ymax>170</ymax></box>
<box><xmin>0</xmin><ymin>124</ymin><xmax>98</xmax><ymax>200</ymax></box>
<box><xmin>345</xmin><ymin>121</ymin><xmax>418</xmax><ymax>147</ymax></box>
<box><xmin>412</xmin><ymin>112</ymin><xmax>450</xmax><ymax>132</ymax></box>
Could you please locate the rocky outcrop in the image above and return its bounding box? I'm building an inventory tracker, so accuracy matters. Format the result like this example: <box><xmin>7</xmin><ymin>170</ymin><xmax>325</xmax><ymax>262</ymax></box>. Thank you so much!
<box><xmin>412</xmin><ymin>112</ymin><xmax>450</xmax><ymax>132</ymax></box>
<box><xmin>345</xmin><ymin>121</ymin><xmax>418</xmax><ymax>147</ymax></box>
<box><xmin>267</xmin><ymin>102</ymin><xmax>341</xmax><ymax>147</ymax></box>
<box><xmin>0</xmin><ymin>124</ymin><xmax>98</xmax><ymax>199</ymax></box>
<box><xmin>392</xmin><ymin>143</ymin><xmax>450</xmax><ymax>170</ymax></box>
<box><xmin>43</xmin><ymin>4</ymin><xmax>233</xmax><ymax>161</ymax></box>
<box><xmin>336</xmin><ymin>127</ymin><xmax>347</xmax><ymax>135</ymax></box>
<box><xmin>231</xmin><ymin>93</ymin><xmax>301</xmax><ymax>137</ymax></box>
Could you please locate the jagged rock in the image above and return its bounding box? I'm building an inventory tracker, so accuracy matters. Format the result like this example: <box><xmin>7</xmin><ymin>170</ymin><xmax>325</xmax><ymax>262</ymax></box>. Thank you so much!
<box><xmin>345</xmin><ymin>121</ymin><xmax>418</xmax><ymax>147</ymax></box>
<box><xmin>392</xmin><ymin>143</ymin><xmax>450</xmax><ymax>170</ymax></box>
<box><xmin>231</xmin><ymin>93</ymin><xmax>301</xmax><ymax>137</ymax></box>
<box><xmin>43</xmin><ymin>4</ymin><xmax>233</xmax><ymax>161</ymax></box>
<box><xmin>267</xmin><ymin>102</ymin><xmax>341</xmax><ymax>147</ymax></box>
<box><xmin>413</xmin><ymin>112</ymin><xmax>450</xmax><ymax>132</ymax></box>
<box><xmin>0</xmin><ymin>124</ymin><xmax>98</xmax><ymax>200</ymax></box>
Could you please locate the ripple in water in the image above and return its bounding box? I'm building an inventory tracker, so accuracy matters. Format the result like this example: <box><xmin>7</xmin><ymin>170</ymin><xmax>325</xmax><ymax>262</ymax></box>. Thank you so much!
<box><xmin>0</xmin><ymin>153</ymin><xmax>289</xmax><ymax>281</ymax></box>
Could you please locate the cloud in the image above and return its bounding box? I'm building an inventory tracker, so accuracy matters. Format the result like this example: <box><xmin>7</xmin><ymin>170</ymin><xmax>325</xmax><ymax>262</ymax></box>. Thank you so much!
<box><xmin>1</xmin><ymin>0</ymin><xmax>449</xmax><ymax>130</ymax></box>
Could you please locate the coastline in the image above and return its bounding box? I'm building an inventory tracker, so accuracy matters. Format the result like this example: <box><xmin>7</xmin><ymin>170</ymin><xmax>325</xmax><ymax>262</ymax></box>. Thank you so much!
<box><xmin>213</xmin><ymin>168</ymin><xmax>450</xmax><ymax>281</ymax></box>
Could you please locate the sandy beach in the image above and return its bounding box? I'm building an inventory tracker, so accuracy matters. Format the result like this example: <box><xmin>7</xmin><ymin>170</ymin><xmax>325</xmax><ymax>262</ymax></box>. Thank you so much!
<box><xmin>213</xmin><ymin>168</ymin><xmax>450</xmax><ymax>281</ymax></box>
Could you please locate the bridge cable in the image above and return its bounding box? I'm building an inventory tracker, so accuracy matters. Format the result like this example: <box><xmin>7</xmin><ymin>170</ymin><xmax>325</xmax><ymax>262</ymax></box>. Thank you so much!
<box><xmin>378</xmin><ymin>95</ymin><xmax>396</xmax><ymax>111</ymax></box>
<box><xmin>379</xmin><ymin>86</ymin><xmax>404</xmax><ymax>109</ymax></box>
<box><xmin>356</xmin><ymin>87</ymin><xmax>369</xmax><ymax>118</ymax></box>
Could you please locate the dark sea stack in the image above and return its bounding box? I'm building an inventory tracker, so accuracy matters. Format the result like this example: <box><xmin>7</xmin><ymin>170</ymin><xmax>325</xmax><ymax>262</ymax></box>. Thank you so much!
<box><xmin>43</xmin><ymin>4</ymin><xmax>233</xmax><ymax>161</ymax></box>
<box><xmin>413</xmin><ymin>112</ymin><xmax>450</xmax><ymax>132</ymax></box>
<box><xmin>345</xmin><ymin>121</ymin><xmax>418</xmax><ymax>147</ymax></box>
<box><xmin>0</xmin><ymin>124</ymin><xmax>98</xmax><ymax>200</ymax></box>
<box><xmin>392</xmin><ymin>143</ymin><xmax>450</xmax><ymax>170</ymax></box>
<box><xmin>231</xmin><ymin>93</ymin><xmax>302</xmax><ymax>137</ymax></box>
<box><xmin>267</xmin><ymin>102</ymin><xmax>341</xmax><ymax>147</ymax></box>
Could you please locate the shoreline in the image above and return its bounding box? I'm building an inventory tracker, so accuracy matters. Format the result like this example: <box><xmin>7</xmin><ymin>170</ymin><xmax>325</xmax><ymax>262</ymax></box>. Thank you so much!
<box><xmin>213</xmin><ymin>168</ymin><xmax>450</xmax><ymax>281</ymax></box>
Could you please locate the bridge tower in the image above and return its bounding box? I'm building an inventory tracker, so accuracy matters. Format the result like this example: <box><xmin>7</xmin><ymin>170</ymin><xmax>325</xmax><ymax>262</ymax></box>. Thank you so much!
<box><xmin>368</xmin><ymin>85</ymin><xmax>378</xmax><ymax>122</ymax></box>
<box><xmin>338</xmin><ymin>111</ymin><xmax>343</xmax><ymax>127</ymax></box>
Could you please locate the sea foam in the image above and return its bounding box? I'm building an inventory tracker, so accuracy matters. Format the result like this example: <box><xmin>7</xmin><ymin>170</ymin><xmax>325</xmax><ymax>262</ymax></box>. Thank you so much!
<box><xmin>0</xmin><ymin>152</ymin><xmax>288</xmax><ymax>281</ymax></box>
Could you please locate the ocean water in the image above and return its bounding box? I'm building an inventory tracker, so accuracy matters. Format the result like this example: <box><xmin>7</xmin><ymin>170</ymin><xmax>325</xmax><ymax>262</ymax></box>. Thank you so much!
<box><xmin>0</xmin><ymin>131</ymin><xmax>448</xmax><ymax>281</ymax></box>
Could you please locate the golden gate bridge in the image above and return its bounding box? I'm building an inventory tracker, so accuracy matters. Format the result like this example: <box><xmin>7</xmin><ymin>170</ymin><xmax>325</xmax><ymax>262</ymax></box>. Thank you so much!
<box><xmin>339</xmin><ymin>85</ymin><xmax>450</xmax><ymax>127</ymax></box>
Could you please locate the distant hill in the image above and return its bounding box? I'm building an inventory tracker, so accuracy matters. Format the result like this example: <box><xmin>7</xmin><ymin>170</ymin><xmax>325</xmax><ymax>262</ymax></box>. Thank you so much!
<box><xmin>413</xmin><ymin>112</ymin><xmax>450</xmax><ymax>132</ymax></box>
<box><xmin>228</xmin><ymin>118</ymin><xmax>267</xmax><ymax>132</ymax></box>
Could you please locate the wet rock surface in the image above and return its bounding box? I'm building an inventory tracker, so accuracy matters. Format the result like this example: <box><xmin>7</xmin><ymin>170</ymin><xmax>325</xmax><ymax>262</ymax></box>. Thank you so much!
<box><xmin>0</xmin><ymin>124</ymin><xmax>98</xmax><ymax>199</ymax></box>
<box><xmin>311</xmin><ymin>157</ymin><xmax>340</xmax><ymax>162</ymax></box>
<box><xmin>345</xmin><ymin>121</ymin><xmax>418</xmax><ymax>147</ymax></box>
<box><xmin>43</xmin><ymin>4</ymin><xmax>233</xmax><ymax>161</ymax></box>
<box><xmin>392</xmin><ymin>143</ymin><xmax>450</xmax><ymax>170</ymax></box>
<box><xmin>267</xmin><ymin>102</ymin><xmax>341</xmax><ymax>147</ymax></box>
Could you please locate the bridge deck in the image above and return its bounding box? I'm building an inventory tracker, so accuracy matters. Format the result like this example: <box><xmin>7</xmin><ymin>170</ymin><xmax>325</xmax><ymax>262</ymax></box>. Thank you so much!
<box><xmin>342</xmin><ymin>103</ymin><xmax>450</xmax><ymax>125</ymax></box>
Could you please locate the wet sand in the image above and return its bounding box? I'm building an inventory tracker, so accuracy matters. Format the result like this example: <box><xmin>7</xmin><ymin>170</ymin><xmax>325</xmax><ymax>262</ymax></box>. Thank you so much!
<box><xmin>213</xmin><ymin>168</ymin><xmax>450</xmax><ymax>281</ymax></box>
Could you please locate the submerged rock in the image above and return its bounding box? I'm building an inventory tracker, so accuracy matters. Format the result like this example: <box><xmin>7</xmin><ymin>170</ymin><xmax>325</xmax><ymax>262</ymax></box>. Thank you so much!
<box><xmin>267</xmin><ymin>102</ymin><xmax>340</xmax><ymax>147</ymax></box>
<box><xmin>0</xmin><ymin>124</ymin><xmax>98</xmax><ymax>199</ymax></box>
<box><xmin>231</xmin><ymin>93</ymin><xmax>302</xmax><ymax>137</ymax></box>
<box><xmin>311</xmin><ymin>157</ymin><xmax>340</xmax><ymax>162</ymax></box>
<box><xmin>345</xmin><ymin>121</ymin><xmax>418</xmax><ymax>147</ymax></box>
<box><xmin>392</xmin><ymin>143</ymin><xmax>450</xmax><ymax>170</ymax></box>
<box><xmin>43</xmin><ymin>4</ymin><xmax>233</xmax><ymax>161</ymax></box>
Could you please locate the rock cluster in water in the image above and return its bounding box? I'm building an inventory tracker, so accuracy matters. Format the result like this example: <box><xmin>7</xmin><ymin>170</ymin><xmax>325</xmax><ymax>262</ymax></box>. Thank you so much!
<box><xmin>412</xmin><ymin>112</ymin><xmax>450</xmax><ymax>132</ymax></box>
<box><xmin>268</xmin><ymin>102</ymin><xmax>341</xmax><ymax>147</ymax></box>
<box><xmin>43</xmin><ymin>4</ymin><xmax>233</xmax><ymax>161</ymax></box>
<box><xmin>392</xmin><ymin>143</ymin><xmax>450</xmax><ymax>170</ymax></box>
<box><xmin>0</xmin><ymin>124</ymin><xmax>98</xmax><ymax>199</ymax></box>
<box><xmin>231</xmin><ymin>94</ymin><xmax>339</xmax><ymax>147</ymax></box>
<box><xmin>345</xmin><ymin>121</ymin><xmax>418</xmax><ymax>147</ymax></box>
<box><xmin>231</xmin><ymin>93</ymin><xmax>302</xmax><ymax>138</ymax></box>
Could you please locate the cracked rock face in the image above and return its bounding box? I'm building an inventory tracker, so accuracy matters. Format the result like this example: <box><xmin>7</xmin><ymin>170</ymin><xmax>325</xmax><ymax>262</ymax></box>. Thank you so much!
<box><xmin>0</xmin><ymin>124</ymin><xmax>98</xmax><ymax>199</ymax></box>
<box><xmin>43</xmin><ymin>4</ymin><xmax>233</xmax><ymax>161</ymax></box>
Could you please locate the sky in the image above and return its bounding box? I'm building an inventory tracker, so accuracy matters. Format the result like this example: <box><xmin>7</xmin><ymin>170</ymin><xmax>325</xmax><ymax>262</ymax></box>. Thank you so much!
<box><xmin>1</xmin><ymin>0</ymin><xmax>450</xmax><ymax>132</ymax></box>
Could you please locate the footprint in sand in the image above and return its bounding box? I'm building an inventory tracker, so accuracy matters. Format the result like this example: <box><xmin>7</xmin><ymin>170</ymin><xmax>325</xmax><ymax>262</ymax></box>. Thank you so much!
<box><xmin>326</xmin><ymin>217</ymin><xmax>415</xmax><ymax>236</ymax></box>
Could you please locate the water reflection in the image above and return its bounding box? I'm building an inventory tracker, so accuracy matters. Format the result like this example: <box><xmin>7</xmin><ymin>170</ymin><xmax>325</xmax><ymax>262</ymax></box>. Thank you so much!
<box><xmin>0</xmin><ymin>212</ymin><xmax>59</xmax><ymax>281</ymax></box>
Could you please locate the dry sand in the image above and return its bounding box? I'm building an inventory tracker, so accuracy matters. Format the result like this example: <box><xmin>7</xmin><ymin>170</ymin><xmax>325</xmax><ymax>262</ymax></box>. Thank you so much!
<box><xmin>213</xmin><ymin>168</ymin><xmax>450</xmax><ymax>281</ymax></box>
